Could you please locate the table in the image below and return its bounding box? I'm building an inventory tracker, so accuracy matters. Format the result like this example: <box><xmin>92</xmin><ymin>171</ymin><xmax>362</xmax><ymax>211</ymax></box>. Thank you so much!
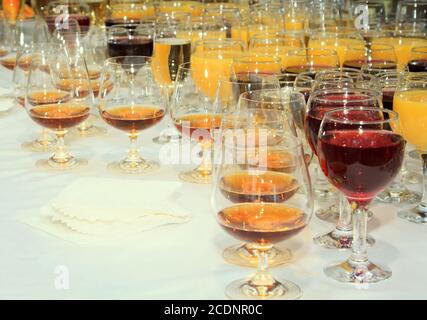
<box><xmin>0</xmin><ymin>68</ymin><xmax>426</xmax><ymax>300</ymax></box>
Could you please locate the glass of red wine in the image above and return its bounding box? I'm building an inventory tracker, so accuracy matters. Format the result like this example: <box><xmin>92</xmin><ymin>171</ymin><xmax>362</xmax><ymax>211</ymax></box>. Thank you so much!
<box><xmin>107</xmin><ymin>23</ymin><xmax>154</xmax><ymax>58</ymax></box>
<box><xmin>408</xmin><ymin>46</ymin><xmax>427</xmax><ymax>72</ymax></box>
<box><xmin>319</xmin><ymin>107</ymin><xmax>405</xmax><ymax>283</ymax></box>
<box><xmin>343</xmin><ymin>43</ymin><xmax>397</xmax><ymax>70</ymax></box>
<box><xmin>46</xmin><ymin>1</ymin><xmax>91</xmax><ymax>35</ymax></box>
<box><xmin>307</xmin><ymin>89</ymin><xmax>381</xmax><ymax>248</ymax></box>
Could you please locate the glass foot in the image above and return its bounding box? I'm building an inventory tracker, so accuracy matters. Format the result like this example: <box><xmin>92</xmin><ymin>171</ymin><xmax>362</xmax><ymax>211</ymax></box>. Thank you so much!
<box><xmin>376</xmin><ymin>188</ymin><xmax>421</xmax><ymax>204</ymax></box>
<box><xmin>70</xmin><ymin>125</ymin><xmax>107</xmax><ymax>138</ymax></box>
<box><xmin>223</xmin><ymin>243</ymin><xmax>292</xmax><ymax>268</ymax></box>
<box><xmin>225</xmin><ymin>278</ymin><xmax>302</xmax><ymax>300</ymax></box>
<box><xmin>398</xmin><ymin>207</ymin><xmax>427</xmax><ymax>224</ymax></box>
<box><xmin>36</xmin><ymin>157</ymin><xmax>87</xmax><ymax>170</ymax></box>
<box><xmin>314</xmin><ymin>229</ymin><xmax>375</xmax><ymax>250</ymax></box>
<box><xmin>21</xmin><ymin>138</ymin><xmax>55</xmax><ymax>152</ymax></box>
<box><xmin>179</xmin><ymin>169</ymin><xmax>211</xmax><ymax>184</ymax></box>
<box><xmin>152</xmin><ymin>134</ymin><xmax>181</xmax><ymax>145</ymax></box>
<box><xmin>107</xmin><ymin>159</ymin><xmax>159</xmax><ymax>174</ymax></box>
<box><xmin>316</xmin><ymin>205</ymin><xmax>373</xmax><ymax>223</ymax></box>
<box><xmin>324</xmin><ymin>259</ymin><xmax>391</xmax><ymax>283</ymax></box>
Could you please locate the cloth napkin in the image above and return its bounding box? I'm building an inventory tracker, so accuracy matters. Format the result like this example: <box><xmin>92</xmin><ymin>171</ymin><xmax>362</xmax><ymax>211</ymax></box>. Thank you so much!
<box><xmin>22</xmin><ymin>178</ymin><xmax>191</xmax><ymax>245</ymax></box>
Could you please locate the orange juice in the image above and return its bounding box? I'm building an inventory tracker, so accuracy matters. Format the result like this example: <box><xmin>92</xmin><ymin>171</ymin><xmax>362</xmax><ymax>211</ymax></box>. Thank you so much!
<box><xmin>191</xmin><ymin>51</ymin><xmax>243</xmax><ymax>100</ymax></box>
<box><xmin>309</xmin><ymin>38</ymin><xmax>364</xmax><ymax>67</ymax></box>
<box><xmin>249</xmin><ymin>44</ymin><xmax>302</xmax><ymax>69</ymax></box>
<box><xmin>394</xmin><ymin>90</ymin><xmax>427</xmax><ymax>151</ymax></box>
<box><xmin>373</xmin><ymin>37</ymin><xmax>427</xmax><ymax>70</ymax></box>
<box><xmin>158</xmin><ymin>1</ymin><xmax>202</xmax><ymax>17</ymax></box>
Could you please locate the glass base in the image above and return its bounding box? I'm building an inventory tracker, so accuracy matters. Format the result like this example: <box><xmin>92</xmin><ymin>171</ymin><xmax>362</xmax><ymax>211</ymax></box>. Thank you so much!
<box><xmin>314</xmin><ymin>229</ymin><xmax>375</xmax><ymax>250</ymax></box>
<box><xmin>324</xmin><ymin>259</ymin><xmax>391</xmax><ymax>283</ymax></box>
<box><xmin>225</xmin><ymin>278</ymin><xmax>302</xmax><ymax>300</ymax></box>
<box><xmin>21</xmin><ymin>137</ymin><xmax>55</xmax><ymax>152</ymax></box>
<box><xmin>376</xmin><ymin>188</ymin><xmax>421</xmax><ymax>205</ymax></box>
<box><xmin>179</xmin><ymin>169</ymin><xmax>211</xmax><ymax>184</ymax></box>
<box><xmin>398</xmin><ymin>207</ymin><xmax>427</xmax><ymax>224</ymax></box>
<box><xmin>36</xmin><ymin>157</ymin><xmax>87</xmax><ymax>170</ymax></box>
<box><xmin>223</xmin><ymin>243</ymin><xmax>292</xmax><ymax>268</ymax></box>
<box><xmin>408</xmin><ymin>149</ymin><xmax>420</xmax><ymax>161</ymax></box>
<box><xmin>152</xmin><ymin>134</ymin><xmax>181</xmax><ymax>145</ymax></box>
<box><xmin>70</xmin><ymin>125</ymin><xmax>107</xmax><ymax>138</ymax></box>
<box><xmin>107</xmin><ymin>159</ymin><xmax>159</xmax><ymax>174</ymax></box>
<box><xmin>316</xmin><ymin>205</ymin><xmax>373</xmax><ymax>223</ymax></box>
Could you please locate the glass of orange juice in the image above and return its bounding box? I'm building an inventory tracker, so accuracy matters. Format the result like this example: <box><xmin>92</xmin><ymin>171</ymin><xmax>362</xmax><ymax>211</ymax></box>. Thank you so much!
<box><xmin>283</xmin><ymin>48</ymin><xmax>340</xmax><ymax>76</ymax></box>
<box><xmin>249</xmin><ymin>33</ymin><xmax>304</xmax><ymax>70</ymax></box>
<box><xmin>394</xmin><ymin>72</ymin><xmax>427</xmax><ymax>224</ymax></box>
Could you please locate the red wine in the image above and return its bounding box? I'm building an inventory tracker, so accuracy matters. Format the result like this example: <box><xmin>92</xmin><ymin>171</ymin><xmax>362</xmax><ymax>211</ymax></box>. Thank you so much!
<box><xmin>319</xmin><ymin>130</ymin><xmax>405</xmax><ymax>205</ymax></box>
<box><xmin>107</xmin><ymin>36</ymin><xmax>153</xmax><ymax>57</ymax></box>
<box><xmin>382</xmin><ymin>89</ymin><xmax>394</xmax><ymax>111</ymax></box>
<box><xmin>105</xmin><ymin>18</ymin><xmax>141</xmax><ymax>28</ymax></box>
<box><xmin>46</xmin><ymin>15</ymin><xmax>91</xmax><ymax>33</ymax></box>
<box><xmin>306</xmin><ymin>94</ymin><xmax>379</xmax><ymax>155</ymax></box>
<box><xmin>343</xmin><ymin>59</ymin><xmax>397</xmax><ymax>70</ymax></box>
<box><xmin>407</xmin><ymin>60</ymin><xmax>427</xmax><ymax>72</ymax></box>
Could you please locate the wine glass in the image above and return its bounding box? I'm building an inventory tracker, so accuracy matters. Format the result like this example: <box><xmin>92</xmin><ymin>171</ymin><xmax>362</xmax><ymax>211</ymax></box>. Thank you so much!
<box><xmin>2</xmin><ymin>0</ymin><xmax>24</xmax><ymax>51</ymax></box>
<box><xmin>407</xmin><ymin>46</ymin><xmax>427</xmax><ymax>72</ymax></box>
<box><xmin>308</xmin><ymin>28</ymin><xmax>365</xmax><ymax>67</ymax></box>
<box><xmin>307</xmin><ymin>1</ymin><xmax>343</xmax><ymax>31</ymax></box>
<box><xmin>14</xmin><ymin>42</ymin><xmax>55</xmax><ymax>152</ymax></box>
<box><xmin>283</xmin><ymin>48</ymin><xmax>340</xmax><ymax>76</ymax></box>
<box><xmin>98</xmin><ymin>55</ymin><xmax>166</xmax><ymax>173</ymax></box>
<box><xmin>212</xmin><ymin>106</ymin><xmax>313</xmax><ymax>299</ymax></box>
<box><xmin>394</xmin><ymin>72</ymin><xmax>427</xmax><ymax>224</ymax></box>
<box><xmin>192</xmin><ymin>14</ymin><xmax>228</xmax><ymax>40</ymax></box>
<box><xmin>343</xmin><ymin>42</ymin><xmax>397</xmax><ymax>70</ymax></box>
<box><xmin>46</xmin><ymin>0</ymin><xmax>91</xmax><ymax>35</ymax></box>
<box><xmin>158</xmin><ymin>0</ymin><xmax>203</xmax><ymax>18</ymax></box>
<box><xmin>170</xmin><ymin>61</ymin><xmax>222</xmax><ymax>184</ymax></box>
<box><xmin>319</xmin><ymin>107</ymin><xmax>405</xmax><ymax>282</ymax></box>
<box><xmin>396</xmin><ymin>0</ymin><xmax>427</xmax><ymax>31</ymax></box>
<box><xmin>106</xmin><ymin>0</ymin><xmax>156</xmax><ymax>27</ymax></box>
<box><xmin>249</xmin><ymin>33</ymin><xmax>305</xmax><ymax>70</ymax></box>
<box><xmin>202</xmin><ymin>5</ymin><xmax>243</xmax><ymax>39</ymax></box>
<box><xmin>283</xmin><ymin>0</ymin><xmax>306</xmax><ymax>31</ymax></box>
<box><xmin>107</xmin><ymin>23</ymin><xmax>155</xmax><ymax>58</ymax></box>
<box><xmin>25</xmin><ymin>44</ymin><xmax>92</xmax><ymax>170</ymax></box>
<box><xmin>308</xmin><ymin>89</ymin><xmax>381</xmax><ymax>249</ymax></box>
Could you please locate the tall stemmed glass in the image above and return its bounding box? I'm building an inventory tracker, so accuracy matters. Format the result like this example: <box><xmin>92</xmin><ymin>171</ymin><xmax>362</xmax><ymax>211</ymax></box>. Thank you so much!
<box><xmin>25</xmin><ymin>45</ymin><xmax>92</xmax><ymax>170</ymax></box>
<box><xmin>151</xmin><ymin>13</ymin><xmax>192</xmax><ymax>144</ymax></box>
<box><xmin>171</xmin><ymin>61</ymin><xmax>222</xmax><ymax>184</ymax></box>
<box><xmin>98</xmin><ymin>56</ymin><xmax>166</xmax><ymax>174</ymax></box>
<box><xmin>14</xmin><ymin>43</ymin><xmax>55</xmax><ymax>152</ymax></box>
<box><xmin>319</xmin><ymin>107</ymin><xmax>405</xmax><ymax>282</ymax></box>
<box><xmin>212</xmin><ymin>106</ymin><xmax>314</xmax><ymax>299</ymax></box>
<box><xmin>394</xmin><ymin>72</ymin><xmax>427</xmax><ymax>224</ymax></box>
<box><xmin>308</xmin><ymin>89</ymin><xmax>379</xmax><ymax>249</ymax></box>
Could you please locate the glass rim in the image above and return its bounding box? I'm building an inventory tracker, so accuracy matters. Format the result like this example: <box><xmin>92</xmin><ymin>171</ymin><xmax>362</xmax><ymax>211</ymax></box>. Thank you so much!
<box><xmin>232</xmin><ymin>53</ymin><xmax>282</xmax><ymax>64</ymax></box>
<box><xmin>309</xmin><ymin>89</ymin><xmax>382</xmax><ymax>103</ymax></box>
<box><xmin>412</xmin><ymin>46</ymin><xmax>427</xmax><ymax>53</ymax></box>
<box><xmin>286</xmin><ymin>47</ymin><xmax>338</xmax><ymax>57</ymax></box>
<box><xmin>349</xmin><ymin>43</ymin><xmax>395</xmax><ymax>51</ymax></box>
<box><xmin>239</xmin><ymin>88</ymin><xmax>306</xmax><ymax>104</ymax></box>
<box><xmin>322</xmin><ymin>106</ymin><xmax>399</xmax><ymax>125</ymax></box>
<box><xmin>194</xmin><ymin>38</ymin><xmax>245</xmax><ymax>48</ymax></box>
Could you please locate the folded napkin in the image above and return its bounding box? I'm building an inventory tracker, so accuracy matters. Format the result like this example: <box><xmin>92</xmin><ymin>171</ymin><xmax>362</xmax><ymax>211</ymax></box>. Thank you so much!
<box><xmin>22</xmin><ymin>178</ymin><xmax>191</xmax><ymax>245</ymax></box>
<box><xmin>0</xmin><ymin>87</ymin><xmax>15</xmax><ymax>112</ymax></box>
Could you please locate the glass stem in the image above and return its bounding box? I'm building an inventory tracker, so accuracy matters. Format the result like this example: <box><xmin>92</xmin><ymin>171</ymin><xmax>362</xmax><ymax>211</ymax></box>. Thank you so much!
<box><xmin>197</xmin><ymin>142</ymin><xmax>212</xmax><ymax>175</ymax></box>
<box><xmin>126</xmin><ymin>133</ymin><xmax>142</xmax><ymax>163</ymax></box>
<box><xmin>248</xmin><ymin>245</ymin><xmax>276</xmax><ymax>295</ymax></box>
<box><xmin>38</xmin><ymin>128</ymin><xmax>53</xmax><ymax>145</ymax></box>
<box><xmin>349</xmin><ymin>204</ymin><xmax>368</xmax><ymax>264</ymax></box>
<box><xmin>52</xmin><ymin>132</ymin><xmax>71</xmax><ymax>163</ymax></box>
<box><xmin>336</xmin><ymin>194</ymin><xmax>352</xmax><ymax>232</ymax></box>
<box><xmin>418</xmin><ymin>153</ymin><xmax>427</xmax><ymax>213</ymax></box>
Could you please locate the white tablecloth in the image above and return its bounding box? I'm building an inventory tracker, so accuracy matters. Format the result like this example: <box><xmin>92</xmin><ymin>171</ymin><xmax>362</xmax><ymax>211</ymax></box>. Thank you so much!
<box><xmin>0</xmin><ymin>67</ymin><xmax>426</xmax><ymax>300</ymax></box>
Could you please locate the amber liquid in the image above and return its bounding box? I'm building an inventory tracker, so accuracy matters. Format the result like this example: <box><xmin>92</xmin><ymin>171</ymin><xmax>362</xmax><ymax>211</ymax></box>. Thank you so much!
<box><xmin>101</xmin><ymin>105</ymin><xmax>165</xmax><ymax>133</ymax></box>
<box><xmin>16</xmin><ymin>96</ymin><xmax>25</xmax><ymax>107</ymax></box>
<box><xmin>174</xmin><ymin>114</ymin><xmax>222</xmax><ymax>137</ymax></box>
<box><xmin>29</xmin><ymin>104</ymin><xmax>90</xmax><ymax>130</ymax></box>
<box><xmin>220</xmin><ymin>171</ymin><xmax>299</xmax><ymax>203</ymax></box>
<box><xmin>218</xmin><ymin>203</ymin><xmax>306</xmax><ymax>244</ymax></box>
<box><xmin>27</xmin><ymin>91</ymin><xmax>71</xmax><ymax>106</ymax></box>
<box><xmin>0</xmin><ymin>57</ymin><xmax>16</xmax><ymax>70</ymax></box>
<box><xmin>248</xmin><ymin>149</ymin><xmax>296</xmax><ymax>173</ymax></box>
